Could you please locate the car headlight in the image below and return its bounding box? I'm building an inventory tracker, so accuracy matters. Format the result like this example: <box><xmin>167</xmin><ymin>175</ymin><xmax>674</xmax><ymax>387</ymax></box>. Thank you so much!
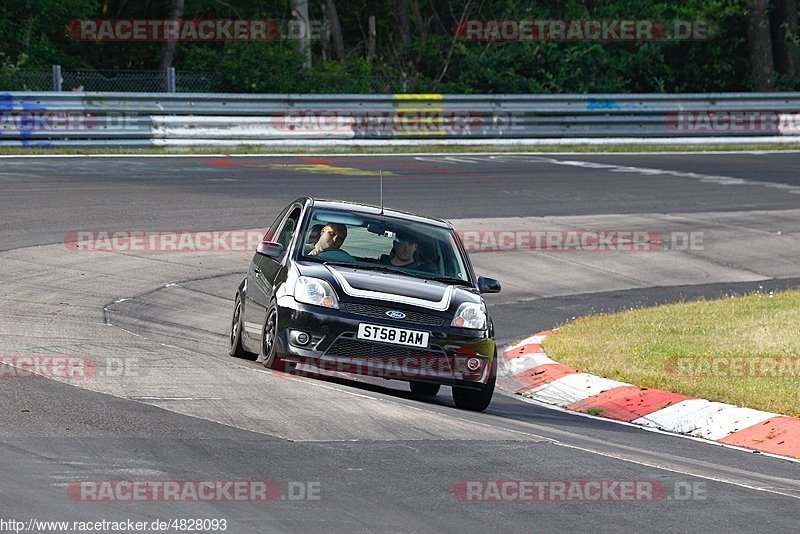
<box><xmin>294</xmin><ymin>276</ymin><xmax>339</xmax><ymax>309</ymax></box>
<box><xmin>451</xmin><ymin>302</ymin><xmax>487</xmax><ymax>330</ymax></box>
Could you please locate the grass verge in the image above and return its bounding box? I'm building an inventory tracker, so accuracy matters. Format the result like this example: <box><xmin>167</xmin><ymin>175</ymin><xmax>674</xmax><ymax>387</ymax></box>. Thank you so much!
<box><xmin>542</xmin><ymin>289</ymin><xmax>800</xmax><ymax>417</ymax></box>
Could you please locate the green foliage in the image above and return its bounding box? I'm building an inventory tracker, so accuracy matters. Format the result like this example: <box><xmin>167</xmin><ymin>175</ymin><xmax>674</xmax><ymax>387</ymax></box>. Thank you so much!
<box><xmin>189</xmin><ymin>41</ymin><xmax>371</xmax><ymax>93</ymax></box>
<box><xmin>308</xmin><ymin>59</ymin><xmax>372</xmax><ymax>93</ymax></box>
<box><xmin>0</xmin><ymin>0</ymin><xmax>101</xmax><ymax>68</ymax></box>
<box><xmin>0</xmin><ymin>0</ymin><xmax>795</xmax><ymax>93</ymax></box>
<box><xmin>214</xmin><ymin>42</ymin><xmax>305</xmax><ymax>93</ymax></box>
<box><xmin>0</xmin><ymin>52</ymin><xmax>23</xmax><ymax>90</ymax></box>
<box><xmin>775</xmin><ymin>73</ymin><xmax>800</xmax><ymax>90</ymax></box>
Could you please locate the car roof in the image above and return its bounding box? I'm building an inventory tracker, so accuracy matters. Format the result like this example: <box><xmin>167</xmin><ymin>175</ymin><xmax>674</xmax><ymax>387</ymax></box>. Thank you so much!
<box><xmin>302</xmin><ymin>198</ymin><xmax>453</xmax><ymax>229</ymax></box>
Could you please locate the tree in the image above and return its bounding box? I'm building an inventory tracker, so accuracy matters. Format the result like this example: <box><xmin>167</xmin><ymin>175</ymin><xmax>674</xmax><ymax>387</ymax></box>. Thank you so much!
<box><xmin>771</xmin><ymin>0</ymin><xmax>799</xmax><ymax>76</ymax></box>
<box><xmin>393</xmin><ymin>0</ymin><xmax>412</xmax><ymax>72</ymax></box>
<box><xmin>18</xmin><ymin>2</ymin><xmax>34</xmax><ymax>64</ymax></box>
<box><xmin>747</xmin><ymin>0</ymin><xmax>776</xmax><ymax>90</ymax></box>
<box><xmin>321</xmin><ymin>0</ymin><xmax>346</xmax><ymax>62</ymax></box>
<box><xmin>159</xmin><ymin>0</ymin><xmax>185</xmax><ymax>75</ymax></box>
<box><xmin>291</xmin><ymin>0</ymin><xmax>312</xmax><ymax>69</ymax></box>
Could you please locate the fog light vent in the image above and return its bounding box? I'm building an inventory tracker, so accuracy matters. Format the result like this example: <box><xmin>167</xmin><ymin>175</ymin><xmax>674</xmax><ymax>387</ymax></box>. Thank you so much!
<box><xmin>290</xmin><ymin>330</ymin><xmax>311</xmax><ymax>346</ymax></box>
<box><xmin>466</xmin><ymin>357</ymin><xmax>482</xmax><ymax>371</ymax></box>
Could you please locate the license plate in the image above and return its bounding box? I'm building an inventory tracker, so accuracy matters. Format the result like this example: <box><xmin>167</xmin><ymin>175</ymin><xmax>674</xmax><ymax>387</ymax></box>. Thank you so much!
<box><xmin>357</xmin><ymin>323</ymin><xmax>429</xmax><ymax>348</ymax></box>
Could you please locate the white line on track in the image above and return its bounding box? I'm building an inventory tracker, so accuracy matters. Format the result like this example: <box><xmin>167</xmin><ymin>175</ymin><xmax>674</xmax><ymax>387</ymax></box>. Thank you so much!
<box><xmin>558</xmin><ymin>441</ymin><xmax>800</xmax><ymax>501</ymax></box>
<box><xmin>497</xmin><ymin>388</ymin><xmax>800</xmax><ymax>466</ymax></box>
<box><xmin>127</xmin><ymin>396</ymin><xmax>223</xmax><ymax>401</ymax></box>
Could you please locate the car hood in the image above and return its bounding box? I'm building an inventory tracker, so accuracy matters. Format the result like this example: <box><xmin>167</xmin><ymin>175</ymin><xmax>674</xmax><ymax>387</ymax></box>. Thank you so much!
<box><xmin>296</xmin><ymin>262</ymin><xmax>480</xmax><ymax>311</ymax></box>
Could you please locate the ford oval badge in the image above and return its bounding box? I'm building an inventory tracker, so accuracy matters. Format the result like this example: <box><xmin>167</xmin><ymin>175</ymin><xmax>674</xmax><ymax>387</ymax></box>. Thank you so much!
<box><xmin>386</xmin><ymin>310</ymin><xmax>406</xmax><ymax>319</ymax></box>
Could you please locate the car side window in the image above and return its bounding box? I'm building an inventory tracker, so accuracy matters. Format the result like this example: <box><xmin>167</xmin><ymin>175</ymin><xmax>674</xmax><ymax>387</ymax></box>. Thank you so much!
<box><xmin>264</xmin><ymin>205</ymin><xmax>292</xmax><ymax>242</ymax></box>
<box><xmin>276</xmin><ymin>207</ymin><xmax>301</xmax><ymax>251</ymax></box>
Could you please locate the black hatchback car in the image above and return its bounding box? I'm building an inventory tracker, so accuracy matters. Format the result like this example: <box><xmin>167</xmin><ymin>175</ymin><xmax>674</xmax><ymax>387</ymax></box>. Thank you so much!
<box><xmin>228</xmin><ymin>198</ymin><xmax>501</xmax><ymax>411</ymax></box>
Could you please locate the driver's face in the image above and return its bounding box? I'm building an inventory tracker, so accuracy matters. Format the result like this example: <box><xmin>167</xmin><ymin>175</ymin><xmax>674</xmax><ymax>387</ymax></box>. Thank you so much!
<box><xmin>393</xmin><ymin>240</ymin><xmax>417</xmax><ymax>261</ymax></box>
<box><xmin>314</xmin><ymin>226</ymin><xmax>339</xmax><ymax>251</ymax></box>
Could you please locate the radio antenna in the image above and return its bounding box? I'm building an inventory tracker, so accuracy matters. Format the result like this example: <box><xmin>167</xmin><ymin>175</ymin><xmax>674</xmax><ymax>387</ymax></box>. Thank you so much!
<box><xmin>379</xmin><ymin>169</ymin><xmax>384</xmax><ymax>214</ymax></box>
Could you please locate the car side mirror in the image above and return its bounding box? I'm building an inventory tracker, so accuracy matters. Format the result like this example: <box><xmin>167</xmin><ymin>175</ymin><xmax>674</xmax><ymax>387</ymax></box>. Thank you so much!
<box><xmin>478</xmin><ymin>276</ymin><xmax>501</xmax><ymax>294</ymax></box>
<box><xmin>256</xmin><ymin>240</ymin><xmax>284</xmax><ymax>258</ymax></box>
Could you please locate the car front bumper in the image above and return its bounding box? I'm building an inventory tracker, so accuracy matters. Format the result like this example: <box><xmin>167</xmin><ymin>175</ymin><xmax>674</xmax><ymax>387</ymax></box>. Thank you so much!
<box><xmin>274</xmin><ymin>295</ymin><xmax>496</xmax><ymax>389</ymax></box>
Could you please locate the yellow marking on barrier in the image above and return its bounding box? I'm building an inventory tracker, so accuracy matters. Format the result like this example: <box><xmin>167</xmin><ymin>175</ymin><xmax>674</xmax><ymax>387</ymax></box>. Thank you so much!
<box><xmin>393</xmin><ymin>94</ymin><xmax>444</xmax><ymax>101</ymax></box>
<box><xmin>392</xmin><ymin>94</ymin><xmax>447</xmax><ymax>137</ymax></box>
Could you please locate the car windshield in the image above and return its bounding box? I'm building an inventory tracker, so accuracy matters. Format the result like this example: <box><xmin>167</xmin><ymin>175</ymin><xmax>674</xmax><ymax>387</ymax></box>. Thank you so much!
<box><xmin>299</xmin><ymin>208</ymin><xmax>471</xmax><ymax>284</ymax></box>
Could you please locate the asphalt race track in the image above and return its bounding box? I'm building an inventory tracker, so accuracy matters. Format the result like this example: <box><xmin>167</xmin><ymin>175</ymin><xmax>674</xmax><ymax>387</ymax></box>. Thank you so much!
<box><xmin>1</xmin><ymin>152</ymin><xmax>799</xmax><ymax>533</ymax></box>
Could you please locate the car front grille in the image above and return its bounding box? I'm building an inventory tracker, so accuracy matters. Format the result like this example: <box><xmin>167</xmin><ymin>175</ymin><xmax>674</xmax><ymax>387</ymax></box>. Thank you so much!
<box><xmin>344</xmin><ymin>303</ymin><xmax>445</xmax><ymax>327</ymax></box>
<box><xmin>325</xmin><ymin>334</ymin><xmax>447</xmax><ymax>360</ymax></box>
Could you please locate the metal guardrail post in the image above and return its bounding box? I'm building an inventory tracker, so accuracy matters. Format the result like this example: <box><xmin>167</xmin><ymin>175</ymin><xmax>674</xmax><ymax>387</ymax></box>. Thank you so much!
<box><xmin>167</xmin><ymin>67</ymin><xmax>177</xmax><ymax>93</ymax></box>
<box><xmin>52</xmin><ymin>65</ymin><xmax>62</xmax><ymax>92</ymax></box>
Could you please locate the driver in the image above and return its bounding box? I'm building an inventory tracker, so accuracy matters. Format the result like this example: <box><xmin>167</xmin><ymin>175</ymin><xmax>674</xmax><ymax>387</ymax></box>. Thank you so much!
<box><xmin>307</xmin><ymin>223</ymin><xmax>355</xmax><ymax>261</ymax></box>
<box><xmin>305</xmin><ymin>224</ymin><xmax>325</xmax><ymax>248</ymax></box>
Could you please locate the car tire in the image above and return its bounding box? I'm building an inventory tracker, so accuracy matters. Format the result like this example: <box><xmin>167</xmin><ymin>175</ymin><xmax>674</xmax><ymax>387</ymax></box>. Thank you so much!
<box><xmin>452</xmin><ymin>357</ymin><xmax>496</xmax><ymax>412</ymax></box>
<box><xmin>410</xmin><ymin>381</ymin><xmax>441</xmax><ymax>396</ymax></box>
<box><xmin>260</xmin><ymin>305</ymin><xmax>294</xmax><ymax>371</ymax></box>
<box><xmin>228</xmin><ymin>293</ymin><xmax>256</xmax><ymax>360</ymax></box>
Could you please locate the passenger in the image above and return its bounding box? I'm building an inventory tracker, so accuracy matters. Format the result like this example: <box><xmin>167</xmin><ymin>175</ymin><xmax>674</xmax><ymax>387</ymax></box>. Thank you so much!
<box><xmin>381</xmin><ymin>230</ymin><xmax>434</xmax><ymax>271</ymax></box>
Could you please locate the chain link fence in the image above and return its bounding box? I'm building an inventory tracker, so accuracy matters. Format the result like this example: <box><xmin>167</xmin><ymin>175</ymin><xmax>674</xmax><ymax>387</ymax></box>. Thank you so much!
<box><xmin>368</xmin><ymin>76</ymin><xmax>407</xmax><ymax>94</ymax></box>
<box><xmin>2</xmin><ymin>66</ymin><xmax>406</xmax><ymax>93</ymax></box>
<box><xmin>2</xmin><ymin>67</ymin><xmax>217</xmax><ymax>93</ymax></box>
<box><xmin>10</xmin><ymin>70</ymin><xmax>56</xmax><ymax>91</ymax></box>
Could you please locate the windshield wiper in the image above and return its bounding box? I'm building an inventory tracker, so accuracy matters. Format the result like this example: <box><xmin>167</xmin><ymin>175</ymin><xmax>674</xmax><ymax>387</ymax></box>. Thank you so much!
<box><xmin>422</xmin><ymin>275</ymin><xmax>473</xmax><ymax>287</ymax></box>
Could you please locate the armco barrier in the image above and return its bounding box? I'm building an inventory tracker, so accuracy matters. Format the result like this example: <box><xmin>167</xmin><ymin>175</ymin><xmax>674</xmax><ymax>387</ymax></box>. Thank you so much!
<box><xmin>1</xmin><ymin>92</ymin><xmax>800</xmax><ymax>147</ymax></box>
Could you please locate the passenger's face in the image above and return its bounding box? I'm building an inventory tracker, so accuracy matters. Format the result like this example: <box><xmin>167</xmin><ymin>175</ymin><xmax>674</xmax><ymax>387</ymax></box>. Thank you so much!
<box><xmin>394</xmin><ymin>239</ymin><xmax>417</xmax><ymax>261</ymax></box>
